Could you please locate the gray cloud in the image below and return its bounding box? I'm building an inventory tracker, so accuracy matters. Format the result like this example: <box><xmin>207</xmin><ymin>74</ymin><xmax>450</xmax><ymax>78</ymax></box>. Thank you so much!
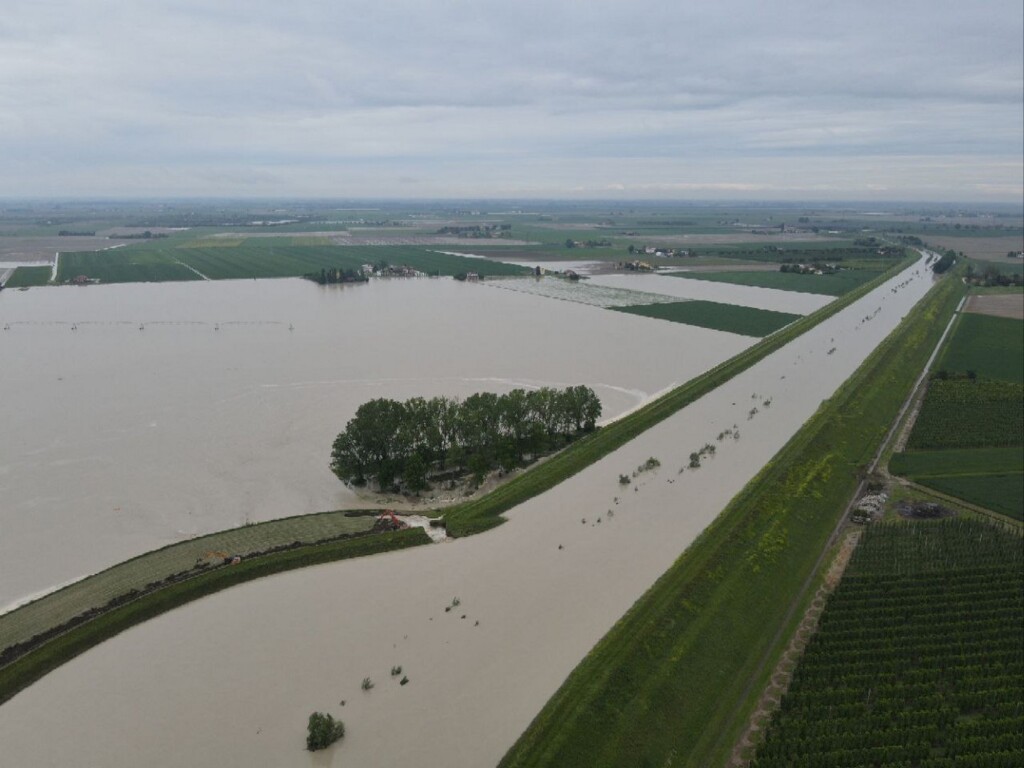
<box><xmin>1</xmin><ymin>0</ymin><xmax>1021</xmax><ymax>199</ymax></box>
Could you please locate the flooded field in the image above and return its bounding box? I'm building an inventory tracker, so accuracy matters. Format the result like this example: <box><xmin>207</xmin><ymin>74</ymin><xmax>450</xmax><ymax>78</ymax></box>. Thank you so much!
<box><xmin>0</xmin><ymin>256</ymin><xmax>935</xmax><ymax>766</ymax></box>
<box><xmin>0</xmin><ymin>276</ymin><xmax>752</xmax><ymax>611</ymax></box>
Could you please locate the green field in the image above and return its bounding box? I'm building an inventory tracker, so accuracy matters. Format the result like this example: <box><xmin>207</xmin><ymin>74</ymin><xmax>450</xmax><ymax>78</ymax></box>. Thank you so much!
<box><xmin>500</xmin><ymin>264</ymin><xmax>965</xmax><ymax>768</ymax></box>
<box><xmin>57</xmin><ymin>249</ymin><xmax>202</xmax><ymax>284</ymax></box>
<box><xmin>938</xmin><ymin>313</ymin><xmax>1024</xmax><ymax>383</ymax></box>
<box><xmin>890</xmin><ymin>446</ymin><xmax>1023</xmax><ymax>477</ymax></box>
<box><xmin>908</xmin><ymin>378</ymin><xmax>1024</xmax><ymax>450</ymax></box>
<box><xmin>3</xmin><ymin>266</ymin><xmax>51</xmax><ymax>287</ymax></box>
<box><xmin>612</xmin><ymin>300</ymin><xmax>801</xmax><ymax>337</ymax></box>
<box><xmin>57</xmin><ymin>241</ymin><xmax>530</xmax><ymax>283</ymax></box>
<box><xmin>753</xmin><ymin>519</ymin><xmax>1024</xmax><ymax>767</ymax></box>
<box><xmin>913</xmin><ymin>473</ymin><xmax>1024</xmax><ymax>521</ymax></box>
<box><xmin>666</xmin><ymin>267</ymin><xmax>884</xmax><ymax>296</ymax></box>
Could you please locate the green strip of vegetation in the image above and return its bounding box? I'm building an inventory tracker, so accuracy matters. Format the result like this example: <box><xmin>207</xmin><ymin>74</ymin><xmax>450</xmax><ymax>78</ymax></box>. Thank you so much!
<box><xmin>666</xmin><ymin>267</ymin><xmax>884</xmax><ymax>296</ymax></box>
<box><xmin>3</xmin><ymin>266</ymin><xmax>51</xmax><ymax>288</ymax></box>
<box><xmin>612</xmin><ymin>299</ymin><xmax>800</xmax><ymax>337</ymax></box>
<box><xmin>912</xmin><ymin>473</ymin><xmax>1023</xmax><ymax>521</ymax></box>
<box><xmin>0</xmin><ymin>528</ymin><xmax>429</xmax><ymax>706</ymax></box>
<box><xmin>889</xmin><ymin>446</ymin><xmax>1023</xmax><ymax>477</ymax></box>
<box><xmin>499</xmin><ymin>264</ymin><xmax>965</xmax><ymax>768</ymax></box>
<box><xmin>56</xmin><ymin>242</ymin><xmax>532</xmax><ymax>283</ymax></box>
<box><xmin>753</xmin><ymin>520</ymin><xmax>1023</xmax><ymax>767</ymax></box>
<box><xmin>937</xmin><ymin>312</ymin><xmax>1024</xmax><ymax>384</ymax></box>
<box><xmin>0</xmin><ymin>509</ymin><xmax>376</xmax><ymax>654</ymax></box>
<box><xmin>445</xmin><ymin>254</ymin><xmax>918</xmax><ymax>537</ymax></box>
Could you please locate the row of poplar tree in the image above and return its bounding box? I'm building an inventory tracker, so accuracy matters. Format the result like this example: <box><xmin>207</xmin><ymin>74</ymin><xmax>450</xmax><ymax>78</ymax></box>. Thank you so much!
<box><xmin>330</xmin><ymin>386</ymin><xmax>602</xmax><ymax>491</ymax></box>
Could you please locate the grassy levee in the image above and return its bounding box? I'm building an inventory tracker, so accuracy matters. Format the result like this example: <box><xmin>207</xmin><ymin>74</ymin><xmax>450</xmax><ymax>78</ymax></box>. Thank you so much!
<box><xmin>0</xmin><ymin>509</ymin><xmax>376</xmax><ymax>655</ymax></box>
<box><xmin>444</xmin><ymin>254</ymin><xmax>918</xmax><ymax>537</ymax></box>
<box><xmin>498</xmin><ymin>268</ymin><xmax>964</xmax><ymax>767</ymax></box>
<box><xmin>0</xmin><ymin>528</ymin><xmax>428</xmax><ymax>706</ymax></box>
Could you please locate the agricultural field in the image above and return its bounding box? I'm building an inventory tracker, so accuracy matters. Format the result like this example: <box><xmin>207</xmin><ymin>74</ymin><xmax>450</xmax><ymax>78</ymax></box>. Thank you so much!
<box><xmin>752</xmin><ymin>519</ymin><xmax>1024</xmax><ymax>768</ymax></box>
<box><xmin>889</xmin><ymin>446</ymin><xmax>1023</xmax><ymax>478</ymax></box>
<box><xmin>907</xmin><ymin>378</ymin><xmax>1023</xmax><ymax>450</ymax></box>
<box><xmin>613</xmin><ymin>299</ymin><xmax>801</xmax><ymax>337</ymax></box>
<box><xmin>914</xmin><ymin>474</ymin><xmax>1024</xmax><ymax>521</ymax></box>
<box><xmin>55</xmin><ymin>241</ymin><xmax>530</xmax><ymax>283</ymax></box>
<box><xmin>937</xmin><ymin>313</ymin><xmax>1024</xmax><ymax>383</ymax></box>
<box><xmin>56</xmin><ymin>249</ymin><xmax>202</xmax><ymax>284</ymax></box>
<box><xmin>666</xmin><ymin>267</ymin><xmax>885</xmax><ymax>296</ymax></box>
<box><xmin>3</xmin><ymin>266</ymin><xmax>51</xmax><ymax>288</ymax></box>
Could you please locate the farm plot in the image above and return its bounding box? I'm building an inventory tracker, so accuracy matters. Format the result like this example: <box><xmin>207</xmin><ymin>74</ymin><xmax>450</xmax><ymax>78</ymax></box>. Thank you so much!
<box><xmin>57</xmin><ymin>249</ymin><xmax>200</xmax><ymax>284</ymax></box>
<box><xmin>914</xmin><ymin>474</ymin><xmax>1023</xmax><ymax>521</ymax></box>
<box><xmin>3</xmin><ymin>267</ymin><xmax>51</xmax><ymax>288</ymax></box>
<box><xmin>938</xmin><ymin>313</ymin><xmax>1024</xmax><ymax>383</ymax></box>
<box><xmin>890</xmin><ymin>446</ymin><xmax>1023</xmax><ymax>478</ymax></box>
<box><xmin>483</xmin><ymin>276</ymin><xmax>680</xmax><ymax>308</ymax></box>
<box><xmin>907</xmin><ymin>378</ymin><xmax>1023</xmax><ymax>450</ymax></box>
<box><xmin>666</xmin><ymin>267</ymin><xmax>884</xmax><ymax>296</ymax></box>
<box><xmin>613</xmin><ymin>299</ymin><xmax>801</xmax><ymax>337</ymax></box>
<box><xmin>752</xmin><ymin>519</ymin><xmax>1024</xmax><ymax>768</ymax></box>
<box><xmin>56</xmin><ymin>242</ymin><xmax>531</xmax><ymax>283</ymax></box>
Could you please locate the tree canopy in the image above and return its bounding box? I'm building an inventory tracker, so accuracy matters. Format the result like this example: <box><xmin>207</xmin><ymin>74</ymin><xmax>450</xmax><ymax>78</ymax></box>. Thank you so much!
<box><xmin>330</xmin><ymin>386</ymin><xmax>602</xmax><ymax>491</ymax></box>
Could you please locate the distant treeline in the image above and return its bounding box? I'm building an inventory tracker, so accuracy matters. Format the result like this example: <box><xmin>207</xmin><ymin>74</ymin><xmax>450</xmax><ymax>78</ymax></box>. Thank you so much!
<box><xmin>304</xmin><ymin>267</ymin><xmax>368</xmax><ymax>285</ymax></box>
<box><xmin>330</xmin><ymin>386</ymin><xmax>602</xmax><ymax>492</ymax></box>
<box><xmin>58</xmin><ymin>230</ymin><xmax>96</xmax><ymax>237</ymax></box>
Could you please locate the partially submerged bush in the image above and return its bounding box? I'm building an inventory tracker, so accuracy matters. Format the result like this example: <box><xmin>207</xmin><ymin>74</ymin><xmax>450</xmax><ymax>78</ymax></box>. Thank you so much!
<box><xmin>307</xmin><ymin>712</ymin><xmax>345</xmax><ymax>751</ymax></box>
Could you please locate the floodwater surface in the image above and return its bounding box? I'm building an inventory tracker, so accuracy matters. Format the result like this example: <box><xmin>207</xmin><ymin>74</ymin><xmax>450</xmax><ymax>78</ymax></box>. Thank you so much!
<box><xmin>0</xmin><ymin>276</ymin><xmax>751</xmax><ymax>610</ymax></box>
<box><xmin>0</xmin><ymin>257</ymin><xmax>935</xmax><ymax>766</ymax></box>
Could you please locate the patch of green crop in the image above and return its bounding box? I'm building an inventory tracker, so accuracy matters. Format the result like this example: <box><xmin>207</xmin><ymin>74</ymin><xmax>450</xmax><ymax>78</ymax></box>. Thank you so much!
<box><xmin>908</xmin><ymin>378</ymin><xmax>1024</xmax><ymax>450</ymax></box>
<box><xmin>937</xmin><ymin>313</ymin><xmax>1024</xmax><ymax>384</ymax></box>
<box><xmin>3</xmin><ymin>266</ymin><xmax>51</xmax><ymax>287</ymax></box>
<box><xmin>890</xmin><ymin>446</ymin><xmax>1023</xmax><ymax>477</ymax></box>
<box><xmin>666</xmin><ymin>268</ymin><xmax>884</xmax><ymax>296</ymax></box>
<box><xmin>57</xmin><ymin>249</ymin><xmax>200</xmax><ymax>284</ymax></box>
<box><xmin>612</xmin><ymin>300</ymin><xmax>800</xmax><ymax>337</ymax></box>
<box><xmin>913</xmin><ymin>473</ymin><xmax>1023</xmax><ymax>520</ymax></box>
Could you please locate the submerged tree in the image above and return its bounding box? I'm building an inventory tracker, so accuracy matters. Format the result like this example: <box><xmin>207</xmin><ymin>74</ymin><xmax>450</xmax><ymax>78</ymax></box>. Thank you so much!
<box><xmin>306</xmin><ymin>712</ymin><xmax>345</xmax><ymax>751</ymax></box>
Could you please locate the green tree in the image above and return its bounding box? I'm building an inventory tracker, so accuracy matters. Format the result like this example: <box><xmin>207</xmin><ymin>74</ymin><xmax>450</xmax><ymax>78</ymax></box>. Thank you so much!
<box><xmin>306</xmin><ymin>712</ymin><xmax>344</xmax><ymax>751</ymax></box>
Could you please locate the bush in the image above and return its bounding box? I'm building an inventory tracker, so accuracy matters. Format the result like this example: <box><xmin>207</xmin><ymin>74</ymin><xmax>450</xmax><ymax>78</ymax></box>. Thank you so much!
<box><xmin>306</xmin><ymin>712</ymin><xmax>345</xmax><ymax>751</ymax></box>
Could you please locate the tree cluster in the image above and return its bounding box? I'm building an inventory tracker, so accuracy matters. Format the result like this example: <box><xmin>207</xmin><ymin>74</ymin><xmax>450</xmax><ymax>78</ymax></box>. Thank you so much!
<box><xmin>932</xmin><ymin>250</ymin><xmax>956</xmax><ymax>274</ymax></box>
<box><xmin>306</xmin><ymin>712</ymin><xmax>344</xmax><ymax>751</ymax></box>
<box><xmin>304</xmin><ymin>267</ymin><xmax>368</xmax><ymax>285</ymax></box>
<box><xmin>330</xmin><ymin>386</ymin><xmax>602</xmax><ymax>491</ymax></box>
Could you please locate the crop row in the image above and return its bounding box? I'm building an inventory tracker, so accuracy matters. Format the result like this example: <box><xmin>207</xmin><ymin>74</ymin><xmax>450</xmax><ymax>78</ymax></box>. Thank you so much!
<box><xmin>752</xmin><ymin>520</ymin><xmax>1023</xmax><ymax>768</ymax></box>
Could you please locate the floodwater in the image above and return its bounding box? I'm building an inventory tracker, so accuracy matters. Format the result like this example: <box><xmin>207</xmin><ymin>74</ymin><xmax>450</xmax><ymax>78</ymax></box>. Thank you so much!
<box><xmin>0</xmin><ymin>256</ymin><xmax>935</xmax><ymax>766</ymax></box>
<box><xmin>0</xmin><ymin>276</ymin><xmax>753</xmax><ymax>611</ymax></box>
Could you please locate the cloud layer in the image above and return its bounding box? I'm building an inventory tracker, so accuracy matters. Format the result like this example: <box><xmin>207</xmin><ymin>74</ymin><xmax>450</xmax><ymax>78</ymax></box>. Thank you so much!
<box><xmin>2</xmin><ymin>0</ymin><xmax>1021</xmax><ymax>200</ymax></box>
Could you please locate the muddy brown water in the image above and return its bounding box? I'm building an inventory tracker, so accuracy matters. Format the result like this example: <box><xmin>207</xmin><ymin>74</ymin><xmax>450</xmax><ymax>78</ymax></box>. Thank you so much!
<box><xmin>0</xmin><ymin>259</ymin><xmax>934</xmax><ymax>766</ymax></box>
<box><xmin>0</xmin><ymin>276</ymin><xmax>749</xmax><ymax>611</ymax></box>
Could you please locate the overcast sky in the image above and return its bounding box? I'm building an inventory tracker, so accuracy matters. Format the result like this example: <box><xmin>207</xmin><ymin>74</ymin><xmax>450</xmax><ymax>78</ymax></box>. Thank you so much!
<box><xmin>2</xmin><ymin>0</ymin><xmax>1021</xmax><ymax>202</ymax></box>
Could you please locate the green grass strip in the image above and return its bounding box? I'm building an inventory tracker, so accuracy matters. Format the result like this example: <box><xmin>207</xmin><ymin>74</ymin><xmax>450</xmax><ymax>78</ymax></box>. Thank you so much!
<box><xmin>612</xmin><ymin>300</ymin><xmax>800</xmax><ymax>337</ymax></box>
<box><xmin>444</xmin><ymin>254</ymin><xmax>917</xmax><ymax>537</ymax></box>
<box><xmin>499</xmin><ymin>266</ymin><xmax>966</xmax><ymax>768</ymax></box>
<box><xmin>0</xmin><ymin>528</ymin><xmax>429</xmax><ymax>706</ymax></box>
<box><xmin>0</xmin><ymin>509</ymin><xmax>376</xmax><ymax>654</ymax></box>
